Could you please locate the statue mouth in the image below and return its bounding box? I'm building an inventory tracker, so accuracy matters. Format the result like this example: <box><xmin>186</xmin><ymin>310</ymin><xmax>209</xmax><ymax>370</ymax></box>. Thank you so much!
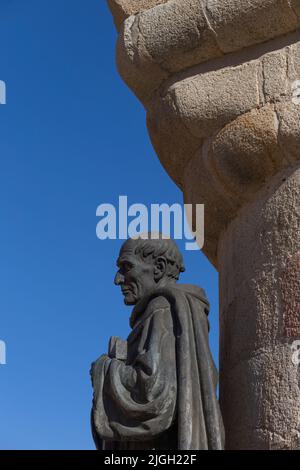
<box><xmin>121</xmin><ymin>288</ymin><xmax>131</xmax><ymax>295</ymax></box>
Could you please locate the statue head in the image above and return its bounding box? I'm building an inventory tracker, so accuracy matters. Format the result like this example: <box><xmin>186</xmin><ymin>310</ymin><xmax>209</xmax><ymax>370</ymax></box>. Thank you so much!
<box><xmin>114</xmin><ymin>234</ymin><xmax>185</xmax><ymax>305</ymax></box>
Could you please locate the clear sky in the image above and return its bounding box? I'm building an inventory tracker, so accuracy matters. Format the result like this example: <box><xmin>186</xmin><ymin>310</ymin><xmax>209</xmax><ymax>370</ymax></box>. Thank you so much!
<box><xmin>0</xmin><ymin>0</ymin><xmax>219</xmax><ymax>449</ymax></box>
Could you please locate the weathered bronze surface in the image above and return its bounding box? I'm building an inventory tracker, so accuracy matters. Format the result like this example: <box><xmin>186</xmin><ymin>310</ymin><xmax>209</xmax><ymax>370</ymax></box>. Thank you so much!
<box><xmin>91</xmin><ymin>236</ymin><xmax>224</xmax><ymax>450</ymax></box>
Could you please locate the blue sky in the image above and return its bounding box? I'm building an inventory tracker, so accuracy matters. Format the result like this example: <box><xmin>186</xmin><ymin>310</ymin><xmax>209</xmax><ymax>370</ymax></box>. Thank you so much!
<box><xmin>0</xmin><ymin>0</ymin><xmax>219</xmax><ymax>449</ymax></box>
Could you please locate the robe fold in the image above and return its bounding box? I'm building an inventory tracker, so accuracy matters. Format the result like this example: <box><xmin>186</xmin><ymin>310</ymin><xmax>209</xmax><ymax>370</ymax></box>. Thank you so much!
<box><xmin>91</xmin><ymin>284</ymin><xmax>224</xmax><ymax>450</ymax></box>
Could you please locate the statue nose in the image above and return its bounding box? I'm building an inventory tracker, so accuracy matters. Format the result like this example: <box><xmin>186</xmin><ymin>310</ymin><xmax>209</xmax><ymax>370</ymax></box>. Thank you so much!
<box><xmin>114</xmin><ymin>271</ymin><xmax>124</xmax><ymax>285</ymax></box>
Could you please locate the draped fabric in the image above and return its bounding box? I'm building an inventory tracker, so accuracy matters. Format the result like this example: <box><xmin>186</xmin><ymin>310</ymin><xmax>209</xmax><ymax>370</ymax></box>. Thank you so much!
<box><xmin>91</xmin><ymin>284</ymin><xmax>224</xmax><ymax>450</ymax></box>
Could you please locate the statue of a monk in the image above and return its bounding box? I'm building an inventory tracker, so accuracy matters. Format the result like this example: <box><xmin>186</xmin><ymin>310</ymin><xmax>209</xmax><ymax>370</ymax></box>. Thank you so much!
<box><xmin>90</xmin><ymin>235</ymin><xmax>224</xmax><ymax>450</ymax></box>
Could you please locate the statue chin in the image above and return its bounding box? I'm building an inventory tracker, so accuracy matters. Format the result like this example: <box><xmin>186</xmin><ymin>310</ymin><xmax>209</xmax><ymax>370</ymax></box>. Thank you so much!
<box><xmin>123</xmin><ymin>294</ymin><xmax>137</xmax><ymax>306</ymax></box>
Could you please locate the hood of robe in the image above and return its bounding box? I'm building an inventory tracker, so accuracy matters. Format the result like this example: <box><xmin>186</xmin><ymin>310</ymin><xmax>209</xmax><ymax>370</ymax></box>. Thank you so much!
<box><xmin>130</xmin><ymin>283</ymin><xmax>209</xmax><ymax>329</ymax></box>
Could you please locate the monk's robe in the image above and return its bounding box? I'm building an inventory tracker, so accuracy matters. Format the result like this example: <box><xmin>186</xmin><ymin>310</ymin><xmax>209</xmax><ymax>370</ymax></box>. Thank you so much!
<box><xmin>91</xmin><ymin>284</ymin><xmax>224</xmax><ymax>450</ymax></box>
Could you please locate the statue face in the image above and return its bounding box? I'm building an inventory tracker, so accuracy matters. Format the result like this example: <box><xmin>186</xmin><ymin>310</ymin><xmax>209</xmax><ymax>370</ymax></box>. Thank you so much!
<box><xmin>114</xmin><ymin>246</ymin><xmax>157</xmax><ymax>306</ymax></box>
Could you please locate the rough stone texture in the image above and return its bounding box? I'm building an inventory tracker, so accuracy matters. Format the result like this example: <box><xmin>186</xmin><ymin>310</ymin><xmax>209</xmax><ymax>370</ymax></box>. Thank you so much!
<box><xmin>218</xmin><ymin>168</ymin><xmax>300</xmax><ymax>449</ymax></box>
<box><xmin>146</xmin><ymin>32</ymin><xmax>300</xmax><ymax>191</ymax></box>
<box><xmin>205</xmin><ymin>0</ymin><xmax>299</xmax><ymax>53</ymax></box>
<box><xmin>107</xmin><ymin>0</ymin><xmax>300</xmax><ymax>449</ymax></box>
<box><xmin>280</xmin><ymin>252</ymin><xmax>300</xmax><ymax>338</ymax></box>
<box><xmin>108</xmin><ymin>0</ymin><xmax>170</xmax><ymax>30</ymax></box>
<box><xmin>114</xmin><ymin>0</ymin><xmax>300</xmax><ymax>103</ymax></box>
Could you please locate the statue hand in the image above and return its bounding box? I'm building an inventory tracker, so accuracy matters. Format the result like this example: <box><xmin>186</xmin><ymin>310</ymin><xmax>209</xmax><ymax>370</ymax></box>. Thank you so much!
<box><xmin>108</xmin><ymin>336</ymin><xmax>127</xmax><ymax>361</ymax></box>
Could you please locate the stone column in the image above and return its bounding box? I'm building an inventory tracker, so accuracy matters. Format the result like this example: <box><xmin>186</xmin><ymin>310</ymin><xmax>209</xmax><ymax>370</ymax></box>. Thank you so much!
<box><xmin>107</xmin><ymin>0</ymin><xmax>300</xmax><ymax>449</ymax></box>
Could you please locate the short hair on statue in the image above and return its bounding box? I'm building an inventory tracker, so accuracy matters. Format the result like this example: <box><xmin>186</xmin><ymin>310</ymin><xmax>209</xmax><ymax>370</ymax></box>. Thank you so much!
<box><xmin>127</xmin><ymin>233</ymin><xmax>185</xmax><ymax>281</ymax></box>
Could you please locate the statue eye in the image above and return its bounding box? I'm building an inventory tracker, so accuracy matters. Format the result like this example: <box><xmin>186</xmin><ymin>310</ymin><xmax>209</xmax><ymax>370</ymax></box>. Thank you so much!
<box><xmin>122</xmin><ymin>262</ymin><xmax>133</xmax><ymax>273</ymax></box>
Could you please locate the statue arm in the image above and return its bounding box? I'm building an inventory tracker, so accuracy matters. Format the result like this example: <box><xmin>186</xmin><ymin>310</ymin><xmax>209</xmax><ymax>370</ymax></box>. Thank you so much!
<box><xmin>92</xmin><ymin>305</ymin><xmax>177</xmax><ymax>442</ymax></box>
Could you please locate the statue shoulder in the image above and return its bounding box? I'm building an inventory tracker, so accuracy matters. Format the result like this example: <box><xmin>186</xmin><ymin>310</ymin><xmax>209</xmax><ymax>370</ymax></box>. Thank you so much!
<box><xmin>146</xmin><ymin>295</ymin><xmax>170</xmax><ymax>313</ymax></box>
<box><xmin>130</xmin><ymin>294</ymin><xmax>172</xmax><ymax>329</ymax></box>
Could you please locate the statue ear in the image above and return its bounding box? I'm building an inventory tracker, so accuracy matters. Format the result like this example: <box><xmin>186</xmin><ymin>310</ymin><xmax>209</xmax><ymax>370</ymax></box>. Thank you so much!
<box><xmin>154</xmin><ymin>256</ymin><xmax>167</xmax><ymax>282</ymax></box>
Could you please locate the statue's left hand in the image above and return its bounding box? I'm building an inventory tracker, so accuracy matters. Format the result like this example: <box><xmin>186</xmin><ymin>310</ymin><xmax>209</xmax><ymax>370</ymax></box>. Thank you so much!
<box><xmin>108</xmin><ymin>336</ymin><xmax>128</xmax><ymax>361</ymax></box>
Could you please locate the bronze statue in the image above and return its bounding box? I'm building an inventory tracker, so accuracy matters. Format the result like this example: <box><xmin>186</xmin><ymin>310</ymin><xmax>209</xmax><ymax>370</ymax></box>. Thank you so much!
<box><xmin>91</xmin><ymin>235</ymin><xmax>224</xmax><ymax>450</ymax></box>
